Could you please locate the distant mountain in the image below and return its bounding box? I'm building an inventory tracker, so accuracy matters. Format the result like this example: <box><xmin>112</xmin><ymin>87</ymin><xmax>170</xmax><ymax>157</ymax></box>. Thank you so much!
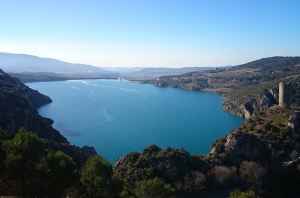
<box><xmin>0</xmin><ymin>52</ymin><xmax>114</xmax><ymax>74</ymax></box>
<box><xmin>115</xmin><ymin>67</ymin><xmax>214</xmax><ymax>80</ymax></box>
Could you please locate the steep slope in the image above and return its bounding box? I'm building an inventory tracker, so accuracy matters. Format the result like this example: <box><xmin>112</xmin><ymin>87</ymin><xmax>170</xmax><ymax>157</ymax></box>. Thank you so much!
<box><xmin>0</xmin><ymin>68</ymin><xmax>67</xmax><ymax>143</ymax></box>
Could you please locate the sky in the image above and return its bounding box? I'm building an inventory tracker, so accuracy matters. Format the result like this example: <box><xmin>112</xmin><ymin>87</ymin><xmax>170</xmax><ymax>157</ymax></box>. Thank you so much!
<box><xmin>0</xmin><ymin>0</ymin><xmax>299</xmax><ymax>67</ymax></box>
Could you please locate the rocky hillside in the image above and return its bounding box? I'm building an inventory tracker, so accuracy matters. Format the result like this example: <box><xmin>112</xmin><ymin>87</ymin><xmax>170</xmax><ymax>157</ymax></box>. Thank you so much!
<box><xmin>144</xmin><ymin>56</ymin><xmax>300</xmax><ymax>118</ymax></box>
<box><xmin>0</xmin><ymin>68</ymin><xmax>68</xmax><ymax>142</ymax></box>
<box><xmin>0</xmin><ymin>69</ymin><xmax>101</xmax><ymax>196</ymax></box>
<box><xmin>0</xmin><ymin>68</ymin><xmax>97</xmax><ymax>162</ymax></box>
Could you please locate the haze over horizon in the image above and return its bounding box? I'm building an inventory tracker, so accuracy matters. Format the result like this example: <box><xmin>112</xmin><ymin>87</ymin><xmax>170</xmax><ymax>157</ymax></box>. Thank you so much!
<box><xmin>1</xmin><ymin>0</ymin><xmax>299</xmax><ymax>68</ymax></box>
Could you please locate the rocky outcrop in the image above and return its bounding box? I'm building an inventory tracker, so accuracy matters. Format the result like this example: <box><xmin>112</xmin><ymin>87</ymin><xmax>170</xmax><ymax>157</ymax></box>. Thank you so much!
<box><xmin>259</xmin><ymin>89</ymin><xmax>277</xmax><ymax>109</ymax></box>
<box><xmin>240</xmin><ymin>99</ymin><xmax>257</xmax><ymax>119</ymax></box>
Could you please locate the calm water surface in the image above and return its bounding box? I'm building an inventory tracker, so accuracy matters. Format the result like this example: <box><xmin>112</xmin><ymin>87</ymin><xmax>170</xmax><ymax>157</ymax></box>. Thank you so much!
<box><xmin>28</xmin><ymin>80</ymin><xmax>243</xmax><ymax>161</ymax></box>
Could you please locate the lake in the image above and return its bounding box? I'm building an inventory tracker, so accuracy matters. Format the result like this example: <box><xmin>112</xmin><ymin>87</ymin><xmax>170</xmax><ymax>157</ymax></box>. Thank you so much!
<box><xmin>28</xmin><ymin>79</ymin><xmax>243</xmax><ymax>161</ymax></box>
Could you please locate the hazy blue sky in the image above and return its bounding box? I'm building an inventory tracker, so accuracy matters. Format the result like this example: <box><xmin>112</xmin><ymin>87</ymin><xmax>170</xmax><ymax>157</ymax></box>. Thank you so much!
<box><xmin>0</xmin><ymin>0</ymin><xmax>299</xmax><ymax>67</ymax></box>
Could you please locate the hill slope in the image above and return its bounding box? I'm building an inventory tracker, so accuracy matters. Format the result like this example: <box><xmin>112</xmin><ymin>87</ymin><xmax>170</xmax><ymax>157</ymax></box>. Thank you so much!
<box><xmin>0</xmin><ymin>68</ymin><xmax>67</xmax><ymax>142</ymax></box>
<box><xmin>144</xmin><ymin>56</ymin><xmax>300</xmax><ymax>117</ymax></box>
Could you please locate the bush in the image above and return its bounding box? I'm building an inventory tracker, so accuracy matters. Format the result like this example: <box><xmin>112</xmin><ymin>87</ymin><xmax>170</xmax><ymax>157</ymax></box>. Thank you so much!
<box><xmin>80</xmin><ymin>156</ymin><xmax>113</xmax><ymax>198</ymax></box>
<box><xmin>229</xmin><ymin>190</ymin><xmax>257</xmax><ymax>198</ymax></box>
<box><xmin>45</xmin><ymin>150</ymin><xmax>77</xmax><ymax>196</ymax></box>
<box><xmin>132</xmin><ymin>178</ymin><xmax>175</xmax><ymax>198</ymax></box>
<box><xmin>2</xmin><ymin>129</ymin><xmax>46</xmax><ymax>196</ymax></box>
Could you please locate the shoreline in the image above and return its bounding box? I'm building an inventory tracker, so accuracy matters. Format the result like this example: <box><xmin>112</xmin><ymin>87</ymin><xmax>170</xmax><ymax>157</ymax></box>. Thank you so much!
<box><xmin>31</xmin><ymin>78</ymin><xmax>244</xmax><ymax>163</ymax></box>
<box><xmin>20</xmin><ymin>76</ymin><xmax>119</xmax><ymax>83</ymax></box>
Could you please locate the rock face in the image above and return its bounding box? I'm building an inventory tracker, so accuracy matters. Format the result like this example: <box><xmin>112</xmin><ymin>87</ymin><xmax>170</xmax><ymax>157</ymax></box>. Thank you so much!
<box><xmin>259</xmin><ymin>89</ymin><xmax>277</xmax><ymax>110</ymax></box>
<box><xmin>223</xmin><ymin>89</ymin><xmax>277</xmax><ymax>119</ymax></box>
<box><xmin>0</xmin><ymin>68</ymin><xmax>67</xmax><ymax>143</ymax></box>
<box><xmin>241</xmin><ymin>99</ymin><xmax>256</xmax><ymax>119</ymax></box>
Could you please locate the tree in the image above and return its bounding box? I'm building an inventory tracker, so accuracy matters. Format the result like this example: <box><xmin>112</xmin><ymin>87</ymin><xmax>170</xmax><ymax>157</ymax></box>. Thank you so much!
<box><xmin>2</xmin><ymin>129</ymin><xmax>45</xmax><ymax>196</ymax></box>
<box><xmin>229</xmin><ymin>190</ymin><xmax>257</xmax><ymax>198</ymax></box>
<box><xmin>132</xmin><ymin>178</ymin><xmax>175</xmax><ymax>198</ymax></box>
<box><xmin>80</xmin><ymin>156</ymin><xmax>113</xmax><ymax>198</ymax></box>
<box><xmin>45</xmin><ymin>150</ymin><xmax>77</xmax><ymax>197</ymax></box>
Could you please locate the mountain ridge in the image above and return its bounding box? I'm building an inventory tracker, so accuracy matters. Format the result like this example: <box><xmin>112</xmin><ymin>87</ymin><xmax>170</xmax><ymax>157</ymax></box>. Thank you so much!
<box><xmin>0</xmin><ymin>52</ymin><xmax>115</xmax><ymax>74</ymax></box>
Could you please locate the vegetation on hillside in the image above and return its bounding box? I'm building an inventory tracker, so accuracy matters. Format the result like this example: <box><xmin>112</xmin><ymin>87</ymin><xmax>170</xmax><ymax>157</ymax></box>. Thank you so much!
<box><xmin>0</xmin><ymin>130</ymin><xmax>115</xmax><ymax>197</ymax></box>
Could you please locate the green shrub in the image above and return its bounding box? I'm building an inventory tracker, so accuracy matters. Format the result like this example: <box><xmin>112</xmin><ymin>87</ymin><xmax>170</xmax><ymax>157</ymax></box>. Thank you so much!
<box><xmin>80</xmin><ymin>156</ymin><xmax>113</xmax><ymax>198</ymax></box>
<box><xmin>132</xmin><ymin>178</ymin><xmax>175</xmax><ymax>198</ymax></box>
<box><xmin>229</xmin><ymin>190</ymin><xmax>257</xmax><ymax>198</ymax></box>
<box><xmin>45</xmin><ymin>150</ymin><xmax>77</xmax><ymax>196</ymax></box>
<box><xmin>2</xmin><ymin>129</ymin><xmax>46</xmax><ymax>196</ymax></box>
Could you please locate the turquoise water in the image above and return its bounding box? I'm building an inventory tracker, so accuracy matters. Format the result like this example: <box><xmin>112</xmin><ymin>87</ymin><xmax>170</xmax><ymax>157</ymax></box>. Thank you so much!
<box><xmin>28</xmin><ymin>80</ymin><xmax>243</xmax><ymax>161</ymax></box>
